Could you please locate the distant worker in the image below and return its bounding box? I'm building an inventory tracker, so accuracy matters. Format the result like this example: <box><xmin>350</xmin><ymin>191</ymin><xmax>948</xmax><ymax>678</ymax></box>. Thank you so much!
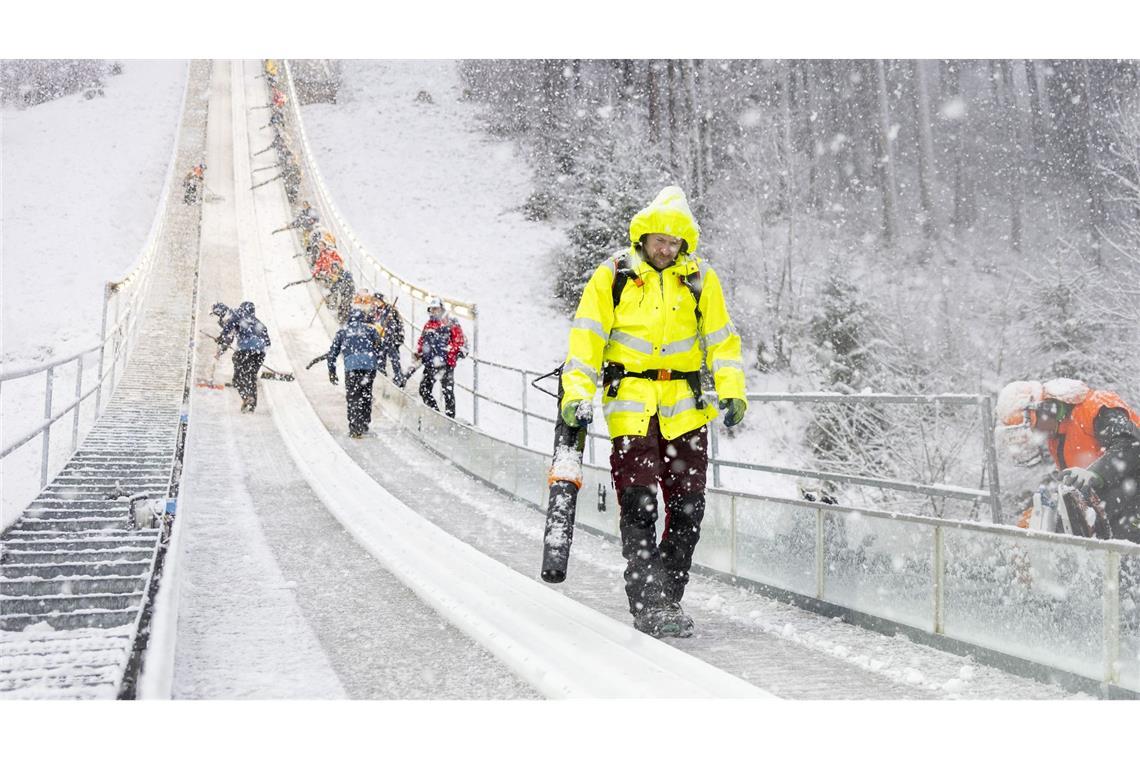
<box><xmin>995</xmin><ymin>378</ymin><xmax>1140</xmax><ymax>543</ymax></box>
<box><xmin>216</xmin><ymin>301</ymin><xmax>271</xmax><ymax>413</ymax></box>
<box><xmin>286</xmin><ymin>200</ymin><xmax>319</xmax><ymax>244</ymax></box>
<box><xmin>310</xmin><ymin>239</ymin><xmax>344</xmax><ymax>284</ymax></box>
<box><xmin>183</xmin><ymin>162</ymin><xmax>206</xmax><ymax>204</ymax></box>
<box><xmin>327</xmin><ymin>308</ymin><xmax>384</xmax><ymax>438</ymax></box>
<box><xmin>210</xmin><ymin>301</ymin><xmax>236</xmax><ymax>333</ymax></box>
<box><xmin>376</xmin><ymin>297</ymin><xmax>406</xmax><ymax>386</ymax></box>
<box><xmin>328</xmin><ymin>264</ymin><xmax>356</xmax><ymax>324</ymax></box>
<box><xmin>414</xmin><ymin>296</ymin><xmax>466</xmax><ymax>418</ymax></box>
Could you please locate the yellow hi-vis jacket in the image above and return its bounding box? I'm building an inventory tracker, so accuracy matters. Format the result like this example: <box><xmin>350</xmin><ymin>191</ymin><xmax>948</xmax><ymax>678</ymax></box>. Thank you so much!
<box><xmin>560</xmin><ymin>246</ymin><xmax>747</xmax><ymax>440</ymax></box>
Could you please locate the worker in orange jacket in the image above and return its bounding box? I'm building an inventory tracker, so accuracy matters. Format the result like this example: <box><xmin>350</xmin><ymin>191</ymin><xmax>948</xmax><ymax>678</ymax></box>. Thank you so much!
<box><xmin>995</xmin><ymin>378</ymin><xmax>1140</xmax><ymax>543</ymax></box>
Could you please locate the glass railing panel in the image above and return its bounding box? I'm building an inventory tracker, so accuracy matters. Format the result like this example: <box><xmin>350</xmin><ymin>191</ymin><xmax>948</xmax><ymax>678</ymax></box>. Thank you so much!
<box><xmin>822</xmin><ymin>511</ymin><xmax>934</xmax><ymax>630</ymax></box>
<box><xmin>943</xmin><ymin>528</ymin><xmax>1105</xmax><ymax>681</ymax></box>
<box><xmin>734</xmin><ymin>499</ymin><xmax>817</xmax><ymax>597</ymax></box>
<box><xmin>693</xmin><ymin>492</ymin><xmax>734</xmax><ymax>575</ymax></box>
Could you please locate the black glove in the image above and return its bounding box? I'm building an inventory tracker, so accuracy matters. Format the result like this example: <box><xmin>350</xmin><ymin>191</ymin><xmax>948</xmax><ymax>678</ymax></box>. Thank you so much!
<box><xmin>1061</xmin><ymin>467</ymin><xmax>1103</xmax><ymax>494</ymax></box>
<box><xmin>329</xmin><ymin>372</ymin><xmax>339</xmax><ymax>386</ymax></box>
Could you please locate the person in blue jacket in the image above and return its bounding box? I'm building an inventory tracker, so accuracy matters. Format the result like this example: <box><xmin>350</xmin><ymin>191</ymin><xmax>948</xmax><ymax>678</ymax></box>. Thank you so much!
<box><xmin>327</xmin><ymin>308</ymin><xmax>384</xmax><ymax>438</ymax></box>
<box><xmin>217</xmin><ymin>301</ymin><xmax>271</xmax><ymax>413</ymax></box>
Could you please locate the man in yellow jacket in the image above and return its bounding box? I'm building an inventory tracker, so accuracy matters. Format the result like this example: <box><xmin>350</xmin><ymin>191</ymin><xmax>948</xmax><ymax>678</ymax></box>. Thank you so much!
<box><xmin>560</xmin><ymin>186</ymin><xmax>747</xmax><ymax>637</ymax></box>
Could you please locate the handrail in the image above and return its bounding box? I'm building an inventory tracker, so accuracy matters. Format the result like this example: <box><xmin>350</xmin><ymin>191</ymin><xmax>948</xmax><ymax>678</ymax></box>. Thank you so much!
<box><xmin>0</xmin><ymin>343</ymin><xmax>103</xmax><ymax>382</ymax></box>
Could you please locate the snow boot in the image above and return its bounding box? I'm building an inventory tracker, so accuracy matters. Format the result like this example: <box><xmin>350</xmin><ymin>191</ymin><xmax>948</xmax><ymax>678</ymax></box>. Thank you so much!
<box><xmin>632</xmin><ymin>606</ymin><xmax>683</xmax><ymax>638</ymax></box>
<box><xmin>662</xmin><ymin>601</ymin><xmax>694</xmax><ymax>638</ymax></box>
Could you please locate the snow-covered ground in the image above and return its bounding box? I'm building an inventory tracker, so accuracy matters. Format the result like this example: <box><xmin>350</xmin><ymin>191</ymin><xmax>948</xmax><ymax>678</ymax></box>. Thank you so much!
<box><xmin>1</xmin><ymin>60</ymin><xmax>187</xmax><ymax>364</ymax></box>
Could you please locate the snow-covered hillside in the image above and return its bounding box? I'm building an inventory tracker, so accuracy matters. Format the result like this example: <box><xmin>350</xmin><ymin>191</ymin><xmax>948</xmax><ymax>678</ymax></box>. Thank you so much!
<box><xmin>1</xmin><ymin>60</ymin><xmax>187</xmax><ymax>364</ymax></box>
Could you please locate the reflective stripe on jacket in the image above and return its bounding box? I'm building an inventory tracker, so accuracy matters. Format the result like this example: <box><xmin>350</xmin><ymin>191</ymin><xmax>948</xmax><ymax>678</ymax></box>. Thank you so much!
<box><xmin>561</xmin><ymin>247</ymin><xmax>746</xmax><ymax>440</ymax></box>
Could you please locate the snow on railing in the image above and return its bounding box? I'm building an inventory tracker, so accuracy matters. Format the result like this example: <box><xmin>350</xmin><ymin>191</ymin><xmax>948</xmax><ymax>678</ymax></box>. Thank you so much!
<box><xmin>0</xmin><ymin>61</ymin><xmax>191</xmax><ymax>491</ymax></box>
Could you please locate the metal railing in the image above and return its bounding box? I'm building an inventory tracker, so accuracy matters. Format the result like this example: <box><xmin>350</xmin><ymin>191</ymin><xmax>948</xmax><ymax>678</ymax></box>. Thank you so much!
<box><xmin>374</xmin><ymin>381</ymin><xmax>1140</xmax><ymax>693</ymax></box>
<box><xmin>0</xmin><ymin>62</ymin><xmax>190</xmax><ymax>492</ymax></box>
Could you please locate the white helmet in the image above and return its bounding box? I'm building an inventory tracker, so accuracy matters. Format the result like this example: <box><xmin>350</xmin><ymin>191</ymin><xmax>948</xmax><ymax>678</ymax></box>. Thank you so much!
<box><xmin>427</xmin><ymin>296</ymin><xmax>444</xmax><ymax>310</ymax></box>
<box><xmin>994</xmin><ymin>380</ymin><xmax>1046</xmax><ymax>466</ymax></box>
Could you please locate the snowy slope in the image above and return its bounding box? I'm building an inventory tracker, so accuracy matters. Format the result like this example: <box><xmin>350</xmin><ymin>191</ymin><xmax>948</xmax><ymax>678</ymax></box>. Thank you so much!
<box><xmin>1</xmin><ymin>61</ymin><xmax>187</xmax><ymax>363</ymax></box>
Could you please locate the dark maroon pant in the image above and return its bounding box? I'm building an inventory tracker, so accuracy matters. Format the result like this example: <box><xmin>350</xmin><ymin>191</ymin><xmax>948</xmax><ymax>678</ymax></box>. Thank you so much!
<box><xmin>610</xmin><ymin>417</ymin><xmax>709</xmax><ymax>612</ymax></box>
<box><xmin>609</xmin><ymin>416</ymin><xmax>708</xmax><ymax>503</ymax></box>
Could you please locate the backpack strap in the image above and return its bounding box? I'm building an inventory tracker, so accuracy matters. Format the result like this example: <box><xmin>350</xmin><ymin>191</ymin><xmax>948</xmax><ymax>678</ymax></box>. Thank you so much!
<box><xmin>610</xmin><ymin>253</ymin><xmax>642</xmax><ymax>309</ymax></box>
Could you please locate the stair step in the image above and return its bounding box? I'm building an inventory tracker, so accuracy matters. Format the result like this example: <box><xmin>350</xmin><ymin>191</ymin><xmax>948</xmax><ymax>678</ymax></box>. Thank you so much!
<box><xmin>3</xmin><ymin>548</ymin><xmax>153</xmax><ymax>567</ymax></box>
<box><xmin>2</xmin><ymin>576</ymin><xmax>148</xmax><ymax>596</ymax></box>
<box><xmin>1</xmin><ymin>560</ymin><xmax>152</xmax><ymax>580</ymax></box>
<box><xmin>1</xmin><ymin>591</ymin><xmax>141</xmax><ymax>615</ymax></box>
<box><xmin>0</xmin><ymin>607</ymin><xmax>140</xmax><ymax>632</ymax></box>
<box><xmin>13</xmin><ymin>517</ymin><xmax>137</xmax><ymax>532</ymax></box>
<box><xmin>1</xmin><ymin>536</ymin><xmax>159</xmax><ymax>553</ymax></box>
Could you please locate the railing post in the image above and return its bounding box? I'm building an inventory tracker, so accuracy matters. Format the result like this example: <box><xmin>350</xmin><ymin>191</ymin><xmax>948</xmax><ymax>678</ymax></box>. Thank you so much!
<box><xmin>815</xmin><ymin>507</ymin><xmax>825</xmax><ymax>599</ymax></box>
<box><xmin>1103</xmin><ymin>549</ymin><xmax>1121</xmax><ymax>686</ymax></box>
<box><xmin>730</xmin><ymin>495</ymin><xmax>738</xmax><ymax>576</ymax></box>
<box><xmin>710</xmin><ymin>421</ymin><xmax>722</xmax><ymax>488</ymax></box>
<box><xmin>933</xmin><ymin>525</ymin><xmax>945</xmax><ymax>634</ymax></box>
<box><xmin>979</xmin><ymin>395</ymin><xmax>1003</xmax><ymax>524</ymax></box>
<box><xmin>472</xmin><ymin>305</ymin><xmax>480</xmax><ymax>427</ymax></box>
<box><xmin>40</xmin><ymin>367</ymin><xmax>55</xmax><ymax>488</ymax></box>
<box><xmin>95</xmin><ymin>281</ymin><xmax>111</xmax><ymax>413</ymax></box>
<box><xmin>72</xmin><ymin>355</ymin><xmax>84</xmax><ymax>450</ymax></box>
<box><xmin>521</xmin><ymin>369</ymin><xmax>528</xmax><ymax>448</ymax></box>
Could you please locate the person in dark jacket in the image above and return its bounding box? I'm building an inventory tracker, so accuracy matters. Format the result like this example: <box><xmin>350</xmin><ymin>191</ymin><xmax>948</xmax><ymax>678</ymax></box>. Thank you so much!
<box><xmin>414</xmin><ymin>296</ymin><xmax>466</xmax><ymax>418</ymax></box>
<box><xmin>217</xmin><ymin>301</ymin><xmax>271</xmax><ymax>413</ymax></box>
<box><xmin>376</xmin><ymin>298</ymin><xmax>406</xmax><ymax>386</ymax></box>
<box><xmin>327</xmin><ymin>308</ymin><xmax>384</xmax><ymax>438</ymax></box>
<box><xmin>328</xmin><ymin>266</ymin><xmax>356</xmax><ymax>324</ymax></box>
<box><xmin>210</xmin><ymin>302</ymin><xmax>237</xmax><ymax>332</ymax></box>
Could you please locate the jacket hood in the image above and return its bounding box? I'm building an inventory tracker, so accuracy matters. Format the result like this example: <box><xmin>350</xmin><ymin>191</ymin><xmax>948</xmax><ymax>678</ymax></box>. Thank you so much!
<box><xmin>629</xmin><ymin>186</ymin><xmax>700</xmax><ymax>254</ymax></box>
<box><xmin>347</xmin><ymin>308</ymin><xmax>367</xmax><ymax>323</ymax></box>
<box><xmin>237</xmin><ymin>301</ymin><xmax>256</xmax><ymax>317</ymax></box>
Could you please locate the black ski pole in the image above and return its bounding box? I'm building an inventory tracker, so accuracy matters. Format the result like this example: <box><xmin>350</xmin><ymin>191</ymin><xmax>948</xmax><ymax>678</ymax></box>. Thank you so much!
<box><xmin>283</xmin><ymin>277</ymin><xmax>313</xmax><ymax>289</ymax></box>
<box><xmin>305</xmin><ymin>353</ymin><xmax>330</xmax><ymax>370</ymax></box>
